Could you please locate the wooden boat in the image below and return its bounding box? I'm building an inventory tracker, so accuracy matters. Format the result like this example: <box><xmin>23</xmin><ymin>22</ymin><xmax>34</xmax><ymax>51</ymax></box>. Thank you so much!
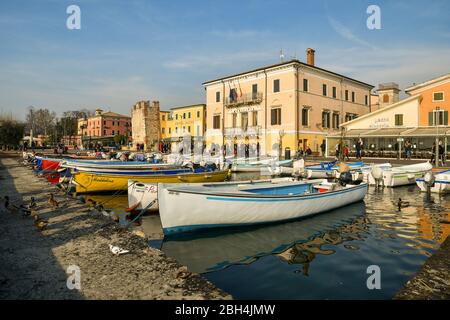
<box><xmin>231</xmin><ymin>159</ymin><xmax>293</xmax><ymax>172</ymax></box>
<box><xmin>306</xmin><ymin>161</ymin><xmax>364</xmax><ymax>179</ymax></box>
<box><xmin>61</xmin><ymin>159</ymin><xmax>178</xmax><ymax>170</ymax></box>
<box><xmin>72</xmin><ymin>168</ymin><xmax>230</xmax><ymax>193</ymax></box>
<box><xmin>128</xmin><ymin>177</ymin><xmax>299</xmax><ymax>211</ymax></box>
<box><xmin>368</xmin><ymin>162</ymin><xmax>432</xmax><ymax>187</ymax></box>
<box><xmin>35</xmin><ymin>157</ymin><xmax>62</xmax><ymax>171</ymax></box>
<box><xmin>416</xmin><ymin>170</ymin><xmax>450</xmax><ymax>193</ymax></box>
<box><xmin>158</xmin><ymin>179</ymin><xmax>368</xmax><ymax>235</ymax></box>
<box><xmin>161</xmin><ymin>201</ymin><xmax>365</xmax><ymax>273</ymax></box>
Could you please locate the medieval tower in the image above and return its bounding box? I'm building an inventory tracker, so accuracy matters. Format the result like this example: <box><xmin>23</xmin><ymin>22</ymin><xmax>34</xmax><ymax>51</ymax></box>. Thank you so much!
<box><xmin>131</xmin><ymin>100</ymin><xmax>160</xmax><ymax>151</ymax></box>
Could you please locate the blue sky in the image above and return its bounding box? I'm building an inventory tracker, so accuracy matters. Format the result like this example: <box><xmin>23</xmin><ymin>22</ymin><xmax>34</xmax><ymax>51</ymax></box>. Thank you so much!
<box><xmin>1</xmin><ymin>0</ymin><xmax>450</xmax><ymax>119</ymax></box>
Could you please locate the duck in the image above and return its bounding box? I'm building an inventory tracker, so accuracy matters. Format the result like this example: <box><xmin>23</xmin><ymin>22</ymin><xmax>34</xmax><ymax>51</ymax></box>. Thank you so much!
<box><xmin>34</xmin><ymin>215</ymin><xmax>49</xmax><ymax>230</ymax></box>
<box><xmin>393</xmin><ymin>198</ymin><xmax>410</xmax><ymax>210</ymax></box>
<box><xmin>48</xmin><ymin>193</ymin><xmax>59</xmax><ymax>209</ymax></box>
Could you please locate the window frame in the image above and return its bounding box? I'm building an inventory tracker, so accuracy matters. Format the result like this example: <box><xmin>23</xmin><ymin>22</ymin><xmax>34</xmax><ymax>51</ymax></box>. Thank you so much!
<box><xmin>433</xmin><ymin>91</ymin><xmax>445</xmax><ymax>102</ymax></box>
<box><xmin>271</xmin><ymin>107</ymin><xmax>281</xmax><ymax>125</ymax></box>
<box><xmin>273</xmin><ymin>79</ymin><xmax>280</xmax><ymax>93</ymax></box>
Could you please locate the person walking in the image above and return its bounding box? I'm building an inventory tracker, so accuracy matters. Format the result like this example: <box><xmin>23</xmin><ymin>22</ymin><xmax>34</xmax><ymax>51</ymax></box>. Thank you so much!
<box><xmin>439</xmin><ymin>141</ymin><xmax>445</xmax><ymax>166</ymax></box>
<box><xmin>335</xmin><ymin>143</ymin><xmax>341</xmax><ymax>161</ymax></box>
<box><xmin>320</xmin><ymin>141</ymin><xmax>326</xmax><ymax>158</ymax></box>
<box><xmin>343</xmin><ymin>145</ymin><xmax>350</xmax><ymax>161</ymax></box>
<box><xmin>355</xmin><ymin>138</ymin><xmax>363</xmax><ymax>160</ymax></box>
<box><xmin>404</xmin><ymin>140</ymin><xmax>412</xmax><ymax>160</ymax></box>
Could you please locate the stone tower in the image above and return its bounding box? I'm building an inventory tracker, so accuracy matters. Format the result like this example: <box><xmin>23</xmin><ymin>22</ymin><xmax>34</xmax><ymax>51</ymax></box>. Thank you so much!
<box><xmin>131</xmin><ymin>100</ymin><xmax>160</xmax><ymax>151</ymax></box>
<box><xmin>377</xmin><ymin>83</ymin><xmax>400</xmax><ymax>109</ymax></box>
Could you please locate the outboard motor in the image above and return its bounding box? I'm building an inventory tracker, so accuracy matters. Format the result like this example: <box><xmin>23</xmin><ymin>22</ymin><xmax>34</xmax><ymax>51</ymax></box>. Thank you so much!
<box><xmin>338</xmin><ymin>171</ymin><xmax>353</xmax><ymax>186</ymax></box>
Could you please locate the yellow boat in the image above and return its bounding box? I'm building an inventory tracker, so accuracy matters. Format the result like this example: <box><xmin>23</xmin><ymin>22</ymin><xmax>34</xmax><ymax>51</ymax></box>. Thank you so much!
<box><xmin>72</xmin><ymin>169</ymin><xmax>231</xmax><ymax>193</ymax></box>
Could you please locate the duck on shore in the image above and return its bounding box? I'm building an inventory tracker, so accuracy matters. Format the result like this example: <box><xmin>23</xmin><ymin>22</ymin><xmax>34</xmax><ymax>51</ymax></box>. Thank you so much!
<box><xmin>33</xmin><ymin>215</ymin><xmax>48</xmax><ymax>231</ymax></box>
<box><xmin>48</xmin><ymin>193</ymin><xmax>59</xmax><ymax>209</ymax></box>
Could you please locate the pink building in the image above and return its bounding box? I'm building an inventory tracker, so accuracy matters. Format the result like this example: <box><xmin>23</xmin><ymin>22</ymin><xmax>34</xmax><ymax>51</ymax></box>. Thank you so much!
<box><xmin>78</xmin><ymin>109</ymin><xmax>132</xmax><ymax>147</ymax></box>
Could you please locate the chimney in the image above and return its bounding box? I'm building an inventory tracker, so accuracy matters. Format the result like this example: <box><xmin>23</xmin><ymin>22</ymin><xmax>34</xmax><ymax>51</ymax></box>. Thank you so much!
<box><xmin>306</xmin><ymin>48</ymin><xmax>315</xmax><ymax>66</ymax></box>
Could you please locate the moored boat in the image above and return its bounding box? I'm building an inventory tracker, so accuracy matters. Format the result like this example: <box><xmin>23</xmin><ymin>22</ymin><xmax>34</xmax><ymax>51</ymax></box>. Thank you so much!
<box><xmin>61</xmin><ymin>159</ymin><xmax>178</xmax><ymax>170</ymax></box>
<box><xmin>368</xmin><ymin>162</ymin><xmax>432</xmax><ymax>187</ymax></box>
<box><xmin>158</xmin><ymin>179</ymin><xmax>368</xmax><ymax>235</ymax></box>
<box><xmin>306</xmin><ymin>161</ymin><xmax>364</xmax><ymax>179</ymax></box>
<box><xmin>231</xmin><ymin>159</ymin><xmax>293</xmax><ymax>173</ymax></box>
<box><xmin>72</xmin><ymin>168</ymin><xmax>230</xmax><ymax>193</ymax></box>
<box><xmin>416</xmin><ymin>170</ymin><xmax>450</xmax><ymax>193</ymax></box>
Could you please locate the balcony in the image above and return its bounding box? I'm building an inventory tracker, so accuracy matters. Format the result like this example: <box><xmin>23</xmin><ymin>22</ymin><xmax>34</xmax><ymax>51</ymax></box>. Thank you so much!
<box><xmin>224</xmin><ymin>125</ymin><xmax>261</xmax><ymax>137</ymax></box>
<box><xmin>225</xmin><ymin>92</ymin><xmax>263</xmax><ymax>107</ymax></box>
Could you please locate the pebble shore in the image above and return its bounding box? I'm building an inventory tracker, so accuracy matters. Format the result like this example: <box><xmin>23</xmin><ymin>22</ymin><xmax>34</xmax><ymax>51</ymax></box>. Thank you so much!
<box><xmin>0</xmin><ymin>152</ymin><xmax>232</xmax><ymax>300</ymax></box>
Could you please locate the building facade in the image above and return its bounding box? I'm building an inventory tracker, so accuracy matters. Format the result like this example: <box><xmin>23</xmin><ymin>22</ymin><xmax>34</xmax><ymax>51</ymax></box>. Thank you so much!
<box><xmin>328</xmin><ymin>73</ymin><xmax>450</xmax><ymax>158</ymax></box>
<box><xmin>77</xmin><ymin>109</ymin><xmax>131</xmax><ymax>147</ymax></box>
<box><xmin>203</xmin><ymin>48</ymin><xmax>374</xmax><ymax>158</ymax></box>
<box><xmin>160</xmin><ymin>104</ymin><xmax>206</xmax><ymax>153</ymax></box>
<box><xmin>131</xmin><ymin>100</ymin><xmax>160</xmax><ymax>151</ymax></box>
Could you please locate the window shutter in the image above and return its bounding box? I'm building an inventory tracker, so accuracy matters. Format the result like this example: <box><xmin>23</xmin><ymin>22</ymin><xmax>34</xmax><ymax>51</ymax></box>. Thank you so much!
<box><xmin>445</xmin><ymin>111</ymin><xmax>449</xmax><ymax>125</ymax></box>
<box><xmin>278</xmin><ymin>109</ymin><xmax>281</xmax><ymax>124</ymax></box>
<box><xmin>428</xmin><ymin>112</ymin><xmax>433</xmax><ymax>126</ymax></box>
<box><xmin>271</xmin><ymin>109</ymin><xmax>275</xmax><ymax>125</ymax></box>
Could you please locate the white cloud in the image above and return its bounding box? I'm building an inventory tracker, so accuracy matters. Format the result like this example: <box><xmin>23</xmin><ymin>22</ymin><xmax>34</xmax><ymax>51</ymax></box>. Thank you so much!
<box><xmin>327</xmin><ymin>16</ymin><xmax>377</xmax><ymax>50</ymax></box>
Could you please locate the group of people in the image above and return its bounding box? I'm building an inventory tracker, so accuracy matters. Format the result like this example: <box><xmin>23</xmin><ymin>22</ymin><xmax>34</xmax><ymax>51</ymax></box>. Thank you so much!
<box><xmin>431</xmin><ymin>141</ymin><xmax>446</xmax><ymax>166</ymax></box>
<box><xmin>334</xmin><ymin>138</ymin><xmax>364</xmax><ymax>161</ymax></box>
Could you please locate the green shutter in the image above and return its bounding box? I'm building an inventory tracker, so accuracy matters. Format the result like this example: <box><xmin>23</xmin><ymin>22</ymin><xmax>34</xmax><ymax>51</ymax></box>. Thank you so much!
<box><xmin>445</xmin><ymin>111</ymin><xmax>449</xmax><ymax>125</ymax></box>
<box><xmin>271</xmin><ymin>109</ymin><xmax>275</xmax><ymax>125</ymax></box>
<box><xmin>278</xmin><ymin>109</ymin><xmax>281</xmax><ymax>125</ymax></box>
<box><xmin>428</xmin><ymin>112</ymin><xmax>433</xmax><ymax>126</ymax></box>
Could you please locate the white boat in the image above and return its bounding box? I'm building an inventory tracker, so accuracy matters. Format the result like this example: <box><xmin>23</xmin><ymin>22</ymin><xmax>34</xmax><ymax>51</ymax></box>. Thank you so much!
<box><xmin>334</xmin><ymin>163</ymin><xmax>392</xmax><ymax>182</ymax></box>
<box><xmin>416</xmin><ymin>170</ymin><xmax>450</xmax><ymax>193</ymax></box>
<box><xmin>128</xmin><ymin>180</ymin><xmax>159</xmax><ymax>211</ymax></box>
<box><xmin>368</xmin><ymin>162</ymin><xmax>433</xmax><ymax>187</ymax></box>
<box><xmin>158</xmin><ymin>179</ymin><xmax>368</xmax><ymax>235</ymax></box>
<box><xmin>231</xmin><ymin>159</ymin><xmax>293</xmax><ymax>173</ymax></box>
<box><xmin>161</xmin><ymin>201</ymin><xmax>365</xmax><ymax>273</ymax></box>
<box><xmin>128</xmin><ymin>177</ymin><xmax>299</xmax><ymax>211</ymax></box>
<box><xmin>61</xmin><ymin>159</ymin><xmax>175</xmax><ymax>170</ymax></box>
<box><xmin>306</xmin><ymin>161</ymin><xmax>365</xmax><ymax>179</ymax></box>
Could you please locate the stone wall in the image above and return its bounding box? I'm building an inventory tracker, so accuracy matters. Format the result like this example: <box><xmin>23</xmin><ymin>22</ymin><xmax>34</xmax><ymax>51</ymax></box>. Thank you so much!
<box><xmin>131</xmin><ymin>100</ymin><xmax>160</xmax><ymax>151</ymax></box>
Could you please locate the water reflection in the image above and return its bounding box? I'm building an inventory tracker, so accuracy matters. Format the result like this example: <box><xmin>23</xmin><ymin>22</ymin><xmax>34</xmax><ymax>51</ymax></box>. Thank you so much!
<box><xmin>161</xmin><ymin>202</ymin><xmax>366</xmax><ymax>274</ymax></box>
<box><xmin>275</xmin><ymin>215</ymin><xmax>368</xmax><ymax>276</ymax></box>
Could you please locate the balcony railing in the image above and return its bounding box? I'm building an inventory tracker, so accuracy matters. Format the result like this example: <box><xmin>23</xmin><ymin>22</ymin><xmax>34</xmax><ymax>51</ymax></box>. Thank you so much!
<box><xmin>225</xmin><ymin>92</ymin><xmax>263</xmax><ymax>107</ymax></box>
<box><xmin>224</xmin><ymin>125</ymin><xmax>261</xmax><ymax>137</ymax></box>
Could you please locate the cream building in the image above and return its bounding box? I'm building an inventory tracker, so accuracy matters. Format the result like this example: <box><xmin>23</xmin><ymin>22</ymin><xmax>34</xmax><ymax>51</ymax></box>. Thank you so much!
<box><xmin>329</xmin><ymin>73</ymin><xmax>450</xmax><ymax>158</ymax></box>
<box><xmin>203</xmin><ymin>48</ymin><xmax>374</xmax><ymax>158</ymax></box>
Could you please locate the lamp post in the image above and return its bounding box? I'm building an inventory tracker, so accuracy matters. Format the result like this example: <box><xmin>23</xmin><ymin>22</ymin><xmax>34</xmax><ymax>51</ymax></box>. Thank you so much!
<box><xmin>434</xmin><ymin>109</ymin><xmax>440</xmax><ymax>168</ymax></box>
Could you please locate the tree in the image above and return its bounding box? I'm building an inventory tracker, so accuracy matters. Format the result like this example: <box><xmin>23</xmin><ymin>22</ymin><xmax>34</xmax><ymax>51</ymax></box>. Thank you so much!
<box><xmin>25</xmin><ymin>106</ymin><xmax>56</xmax><ymax>136</ymax></box>
<box><xmin>0</xmin><ymin>119</ymin><xmax>25</xmax><ymax>149</ymax></box>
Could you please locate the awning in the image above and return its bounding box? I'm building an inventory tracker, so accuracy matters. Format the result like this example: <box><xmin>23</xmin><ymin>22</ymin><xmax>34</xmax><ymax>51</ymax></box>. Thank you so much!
<box><xmin>401</xmin><ymin>127</ymin><xmax>449</xmax><ymax>136</ymax></box>
<box><xmin>329</xmin><ymin>126</ymin><xmax>450</xmax><ymax>139</ymax></box>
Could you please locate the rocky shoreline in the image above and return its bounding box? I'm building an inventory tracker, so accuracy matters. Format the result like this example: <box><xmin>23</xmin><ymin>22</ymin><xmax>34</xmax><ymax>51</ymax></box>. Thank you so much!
<box><xmin>0</xmin><ymin>152</ymin><xmax>232</xmax><ymax>300</ymax></box>
<box><xmin>395</xmin><ymin>234</ymin><xmax>450</xmax><ymax>300</ymax></box>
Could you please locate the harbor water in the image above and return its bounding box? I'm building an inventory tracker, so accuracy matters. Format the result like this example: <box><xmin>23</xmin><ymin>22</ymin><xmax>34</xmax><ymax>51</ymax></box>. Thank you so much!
<box><xmin>79</xmin><ymin>174</ymin><xmax>450</xmax><ymax>299</ymax></box>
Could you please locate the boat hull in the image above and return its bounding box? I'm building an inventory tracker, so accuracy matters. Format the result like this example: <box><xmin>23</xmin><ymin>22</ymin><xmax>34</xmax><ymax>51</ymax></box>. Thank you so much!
<box><xmin>73</xmin><ymin>170</ymin><xmax>230</xmax><ymax>193</ymax></box>
<box><xmin>158</xmin><ymin>183</ymin><xmax>368</xmax><ymax>235</ymax></box>
<box><xmin>416</xmin><ymin>171</ymin><xmax>450</xmax><ymax>193</ymax></box>
<box><xmin>368</xmin><ymin>162</ymin><xmax>432</xmax><ymax>187</ymax></box>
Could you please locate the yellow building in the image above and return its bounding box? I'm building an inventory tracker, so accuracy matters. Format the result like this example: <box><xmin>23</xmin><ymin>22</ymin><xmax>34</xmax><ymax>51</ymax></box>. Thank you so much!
<box><xmin>203</xmin><ymin>48</ymin><xmax>374</xmax><ymax>158</ymax></box>
<box><xmin>160</xmin><ymin>104</ymin><xmax>206</xmax><ymax>152</ymax></box>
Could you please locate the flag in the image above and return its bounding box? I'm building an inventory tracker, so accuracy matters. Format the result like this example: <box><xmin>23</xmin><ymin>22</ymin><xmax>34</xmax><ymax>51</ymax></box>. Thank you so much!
<box><xmin>228</xmin><ymin>81</ymin><xmax>233</xmax><ymax>101</ymax></box>
<box><xmin>237</xmin><ymin>79</ymin><xmax>243</xmax><ymax>97</ymax></box>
